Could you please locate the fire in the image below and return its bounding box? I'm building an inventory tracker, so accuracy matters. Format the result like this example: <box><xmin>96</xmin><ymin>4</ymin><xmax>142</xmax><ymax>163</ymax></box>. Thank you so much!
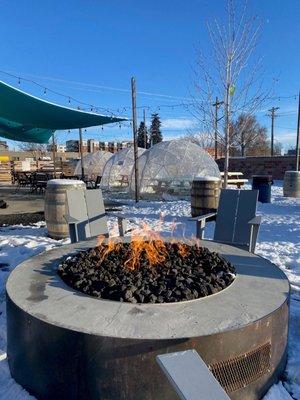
<box><xmin>97</xmin><ymin>235</ymin><xmax>122</xmax><ymax>262</ymax></box>
<box><xmin>177</xmin><ymin>242</ymin><xmax>189</xmax><ymax>257</ymax></box>
<box><xmin>124</xmin><ymin>222</ymin><xmax>167</xmax><ymax>270</ymax></box>
<box><xmin>96</xmin><ymin>220</ymin><xmax>202</xmax><ymax>271</ymax></box>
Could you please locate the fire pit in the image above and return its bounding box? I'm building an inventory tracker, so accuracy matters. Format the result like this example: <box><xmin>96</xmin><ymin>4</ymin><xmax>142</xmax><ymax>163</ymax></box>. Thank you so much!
<box><xmin>6</xmin><ymin>237</ymin><xmax>289</xmax><ymax>400</ymax></box>
<box><xmin>58</xmin><ymin>239</ymin><xmax>236</xmax><ymax>303</ymax></box>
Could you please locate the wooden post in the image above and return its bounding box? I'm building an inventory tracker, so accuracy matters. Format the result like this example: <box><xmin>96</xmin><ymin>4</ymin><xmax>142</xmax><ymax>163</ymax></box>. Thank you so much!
<box><xmin>77</xmin><ymin>107</ymin><xmax>85</xmax><ymax>180</ymax></box>
<box><xmin>143</xmin><ymin>108</ymin><xmax>147</xmax><ymax>148</ymax></box>
<box><xmin>52</xmin><ymin>133</ymin><xmax>57</xmax><ymax>178</ymax></box>
<box><xmin>131</xmin><ymin>77</ymin><xmax>139</xmax><ymax>202</ymax></box>
<box><xmin>295</xmin><ymin>91</ymin><xmax>300</xmax><ymax>171</ymax></box>
<box><xmin>79</xmin><ymin>127</ymin><xmax>85</xmax><ymax>180</ymax></box>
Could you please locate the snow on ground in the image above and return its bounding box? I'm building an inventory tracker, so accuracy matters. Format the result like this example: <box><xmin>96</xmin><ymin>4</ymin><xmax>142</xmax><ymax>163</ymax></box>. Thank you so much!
<box><xmin>0</xmin><ymin>181</ymin><xmax>299</xmax><ymax>399</ymax></box>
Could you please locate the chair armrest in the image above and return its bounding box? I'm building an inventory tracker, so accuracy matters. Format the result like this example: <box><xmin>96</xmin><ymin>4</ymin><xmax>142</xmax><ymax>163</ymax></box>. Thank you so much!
<box><xmin>64</xmin><ymin>215</ymin><xmax>80</xmax><ymax>224</ymax></box>
<box><xmin>107</xmin><ymin>212</ymin><xmax>138</xmax><ymax>225</ymax></box>
<box><xmin>189</xmin><ymin>212</ymin><xmax>217</xmax><ymax>222</ymax></box>
<box><xmin>248</xmin><ymin>216</ymin><xmax>262</xmax><ymax>225</ymax></box>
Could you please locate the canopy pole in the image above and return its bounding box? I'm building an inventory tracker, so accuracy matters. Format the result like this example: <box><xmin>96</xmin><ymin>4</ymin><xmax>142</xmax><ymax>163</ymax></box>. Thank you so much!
<box><xmin>78</xmin><ymin>127</ymin><xmax>85</xmax><ymax>180</ymax></box>
<box><xmin>131</xmin><ymin>77</ymin><xmax>139</xmax><ymax>202</ymax></box>
<box><xmin>52</xmin><ymin>133</ymin><xmax>56</xmax><ymax>178</ymax></box>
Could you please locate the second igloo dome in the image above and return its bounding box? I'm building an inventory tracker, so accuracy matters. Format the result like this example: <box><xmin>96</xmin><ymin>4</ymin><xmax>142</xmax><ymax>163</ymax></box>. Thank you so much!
<box><xmin>100</xmin><ymin>147</ymin><xmax>146</xmax><ymax>190</ymax></box>
<box><xmin>130</xmin><ymin>139</ymin><xmax>220</xmax><ymax>198</ymax></box>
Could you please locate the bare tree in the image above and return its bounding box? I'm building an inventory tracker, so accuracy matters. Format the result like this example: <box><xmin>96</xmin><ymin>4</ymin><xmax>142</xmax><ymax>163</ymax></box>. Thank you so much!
<box><xmin>231</xmin><ymin>114</ymin><xmax>268</xmax><ymax>156</ymax></box>
<box><xmin>183</xmin><ymin>132</ymin><xmax>214</xmax><ymax>148</ymax></box>
<box><xmin>18</xmin><ymin>142</ymin><xmax>49</xmax><ymax>159</ymax></box>
<box><xmin>191</xmin><ymin>0</ymin><xmax>270</xmax><ymax>186</ymax></box>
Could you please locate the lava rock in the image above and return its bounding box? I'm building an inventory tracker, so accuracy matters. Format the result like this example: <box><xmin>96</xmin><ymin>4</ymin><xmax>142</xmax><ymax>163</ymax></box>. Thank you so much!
<box><xmin>57</xmin><ymin>242</ymin><xmax>236</xmax><ymax>304</ymax></box>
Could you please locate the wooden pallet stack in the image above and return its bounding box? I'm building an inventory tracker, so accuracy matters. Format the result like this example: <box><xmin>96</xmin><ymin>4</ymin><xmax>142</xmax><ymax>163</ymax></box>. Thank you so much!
<box><xmin>0</xmin><ymin>161</ymin><xmax>12</xmax><ymax>182</ymax></box>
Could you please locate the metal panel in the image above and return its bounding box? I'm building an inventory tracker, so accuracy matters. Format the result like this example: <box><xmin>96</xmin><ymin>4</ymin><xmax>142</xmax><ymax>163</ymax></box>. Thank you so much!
<box><xmin>209</xmin><ymin>342</ymin><xmax>271</xmax><ymax>394</ymax></box>
<box><xmin>157</xmin><ymin>350</ymin><xmax>230</xmax><ymax>400</ymax></box>
<box><xmin>214</xmin><ymin>190</ymin><xmax>239</xmax><ymax>243</ymax></box>
<box><xmin>233</xmin><ymin>190</ymin><xmax>258</xmax><ymax>245</ymax></box>
<box><xmin>85</xmin><ymin>189</ymin><xmax>109</xmax><ymax>238</ymax></box>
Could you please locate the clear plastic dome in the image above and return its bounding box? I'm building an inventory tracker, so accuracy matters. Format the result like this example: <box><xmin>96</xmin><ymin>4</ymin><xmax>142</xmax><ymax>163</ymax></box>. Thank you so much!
<box><xmin>74</xmin><ymin>151</ymin><xmax>113</xmax><ymax>179</ymax></box>
<box><xmin>100</xmin><ymin>147</ymin><xmax>146</xmax><ymax>190</ymax></box>
<box><xmin>130</xmin><ymin>139</ymin><xmax>221</xmax><ymax>199</ymax></box>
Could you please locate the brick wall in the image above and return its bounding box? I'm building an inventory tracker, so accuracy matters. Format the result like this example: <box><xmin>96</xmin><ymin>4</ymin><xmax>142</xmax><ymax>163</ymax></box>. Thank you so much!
<box><xmin>216</xmin><ymin>156</ymin><xmax>297</xmax><ymax>180</ymax></box>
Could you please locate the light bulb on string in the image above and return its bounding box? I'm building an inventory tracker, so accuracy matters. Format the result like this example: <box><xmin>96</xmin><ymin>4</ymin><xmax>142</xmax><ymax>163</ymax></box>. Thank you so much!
<box><xmin>43</xmin><ymin>88</ymin><xmax>47</xmax><ymax>95</ymax></box>
<box><xmin>18</xmin><ymin>77</ymin><xmax>21</xmax><ymax>85</ymax></box>
<box><xmin>68</xmin><ymin>97</ymin><xmax>71</xmax><ymax>104</ymax></box>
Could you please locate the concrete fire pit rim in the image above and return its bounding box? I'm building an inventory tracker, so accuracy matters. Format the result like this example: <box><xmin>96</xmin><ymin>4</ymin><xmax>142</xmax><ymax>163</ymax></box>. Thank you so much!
<box><xmin>6</xmin><ymin>238</ymin><xmax>290</xmax><ymax>340</ymax></box>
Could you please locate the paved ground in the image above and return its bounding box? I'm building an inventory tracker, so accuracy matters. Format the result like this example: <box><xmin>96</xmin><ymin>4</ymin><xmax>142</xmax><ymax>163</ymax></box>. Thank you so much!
<box><xmin>0</xmin><ymin>184</ymin><xmax>124</xmax><ymax>223</ymax></box>
<box><xmin>0</xmin><ymin>184</ymin><xmax>44</xmax><ymax>215</ymax></box>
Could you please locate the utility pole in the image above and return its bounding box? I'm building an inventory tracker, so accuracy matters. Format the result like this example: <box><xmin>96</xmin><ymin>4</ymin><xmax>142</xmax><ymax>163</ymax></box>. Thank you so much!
<box><xmin>143</xmin><ymin>108</ymin><xmax>147</xmax><ymax>148</ymax></box>
<box><xmin>268</xmin><ymin>107</ymin><xmax>279</xmax><ymax>156</ymax></box>
<box><xmin>295</xmin><ymin>91</ymin><xmax>300</xmax><ymax>171</ymax></box>
<box><xmin>212</xmin><ymin>97</ymin><xmax>224</xmax><ymax>160</ymax></box>
<box><xmin>131</xmin><ymin>77</ymin><xmax>139</xmax><ymax>202</ymax></box>
<box><xmin>52</xmin><ymin>132</ymin><xmax>56</xmax><ymax>178</ymax></box>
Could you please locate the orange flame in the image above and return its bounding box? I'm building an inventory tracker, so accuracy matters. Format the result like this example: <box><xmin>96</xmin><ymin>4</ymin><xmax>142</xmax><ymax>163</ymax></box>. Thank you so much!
<box><xmin>96</xmin><ymin>219</ymin><xmax>199</xmax><ymax>271</ymax></box>
<box><xmin>124</xmin><ymin>221</ymin><xmax>167</xmax><ymax>270</ymax></box>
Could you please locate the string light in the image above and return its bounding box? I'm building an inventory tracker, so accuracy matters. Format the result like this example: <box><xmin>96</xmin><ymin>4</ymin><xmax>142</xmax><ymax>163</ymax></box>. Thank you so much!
<box><xmin>0</xmin><ymin>70</ymin><xmax>297</xmax><ymax>127</ymax></box>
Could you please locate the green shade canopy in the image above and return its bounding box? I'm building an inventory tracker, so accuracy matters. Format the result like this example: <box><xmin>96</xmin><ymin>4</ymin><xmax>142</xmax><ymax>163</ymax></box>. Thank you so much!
<box><xmin>0</xmin><ymin>81</ymin><xmax>126</xmax><ymax>143</ymax></box>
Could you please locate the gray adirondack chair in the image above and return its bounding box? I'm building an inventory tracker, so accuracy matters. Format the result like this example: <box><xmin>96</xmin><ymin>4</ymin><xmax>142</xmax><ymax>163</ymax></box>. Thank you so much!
<box><xmin>157</xmin><ymin>350</ymin><xmax>230</xmax><ymax>400</ymax></box>
<box><xmin>64</xmin><ymin>188</ymin><xmax>127</xmax><ymax>243</ymax></box>
<box><xmin>192</xmin><ymin>189</ymin><xmax>261</xmax><ymax>253</ymax></box>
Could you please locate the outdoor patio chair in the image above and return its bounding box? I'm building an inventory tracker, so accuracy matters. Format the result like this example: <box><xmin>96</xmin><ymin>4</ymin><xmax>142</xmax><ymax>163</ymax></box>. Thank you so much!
<box><xmin>157</xmin><ymin>350</ymin><xmax>230</xmax><ymax>400</ymax></box>
<box><xmin>191</xmin><ymin>189</ymin><xmax>261</xmax><ymax>253</ymax></box>
<box><xmin>65</xmin><ymin>188</ymin><xmax>128</xmax><ymax>243</ymax></box>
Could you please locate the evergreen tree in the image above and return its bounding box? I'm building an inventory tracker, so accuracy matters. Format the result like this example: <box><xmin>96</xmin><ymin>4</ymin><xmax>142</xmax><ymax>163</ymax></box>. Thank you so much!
<box><xmin>149</xmin><ymin>113</ymin><xmax>163</xmax><ymax>146</ymax></box>
<box><xmin>137</xmin><ymin>121</ymin><xmax>148</xmax><ymax>148</ymax></box>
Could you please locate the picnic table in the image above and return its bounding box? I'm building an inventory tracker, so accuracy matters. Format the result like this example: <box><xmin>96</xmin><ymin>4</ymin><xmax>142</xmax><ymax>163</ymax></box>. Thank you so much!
<box><xmin>221</xmin><ymin>172</ymin><xmax>248</xmax><ymax>188</ymax></box>
<box><xmin>150</xmin><ymin>176</ymin><xmax>192</xmax><ymax>196</ymax></box>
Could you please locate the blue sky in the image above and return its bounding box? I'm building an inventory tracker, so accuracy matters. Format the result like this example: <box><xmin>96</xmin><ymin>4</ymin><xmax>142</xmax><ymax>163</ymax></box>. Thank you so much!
<box><xmin>0</xmin><ymin>0</ymin><xmax>299</xmax><ymax>150</ymax></box>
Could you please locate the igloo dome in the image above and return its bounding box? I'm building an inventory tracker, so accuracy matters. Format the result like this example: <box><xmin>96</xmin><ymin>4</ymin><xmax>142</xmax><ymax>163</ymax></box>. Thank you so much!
<box><xmin>74</xmin><ymin>151</ymin><xmax>113</xmax><ymax>180</ymax></box>
<box><xmin>100</xmin><ymin>147</ymin><xmax>146</xmax><ymax>190</ymax></box>
<box><xmin>130</xmin><ymin>139</ymin><xmax>220</xmax><ymax>199</ymax></box>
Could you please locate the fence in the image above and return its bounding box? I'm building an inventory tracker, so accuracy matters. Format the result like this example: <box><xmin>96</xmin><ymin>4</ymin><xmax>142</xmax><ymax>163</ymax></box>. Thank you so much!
<box><xmin>216</xmin><ymin>156</ymin><xmax>297</xmax><ymax>180</ymax></box>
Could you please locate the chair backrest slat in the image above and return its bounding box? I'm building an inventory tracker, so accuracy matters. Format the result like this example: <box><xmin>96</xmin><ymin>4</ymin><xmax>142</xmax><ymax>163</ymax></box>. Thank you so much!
<box><xmin>85</xmin><ymin>189</ymin><xmax>109</xmax><ymax>238</ymax></box>
<box><xmin>214</xmin><ymin>189</ymin><xmax>258</xmax><ymax>247</ymax></box>
<box><xmin>66</xmin><ymin>189</ymin><xmax>91</xmax><ymax>241</ymax></box>
<box><xmin>233</xmin><ymin>190</ymin><xmax>258</xmax><ymax>245</ymax></box>
<box><xmin>214</xmin><ymin>190</ymin><xmax>239</xmax><ymax>243</ymax></box>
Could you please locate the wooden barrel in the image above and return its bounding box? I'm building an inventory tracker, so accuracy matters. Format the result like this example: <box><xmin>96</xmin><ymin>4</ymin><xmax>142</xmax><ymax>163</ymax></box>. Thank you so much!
<box><xmin>283</xmin><ymin>171</ymin><xmax>300</xmax><ymax>198</ymax></box>
<box><xmin>44</xmin><ymin>179</ymin><xmax>85</xmax><ymax>239</ymax></box>
<box><xmin>191</xmin><ymin>177</ymin><xmax>221</xmax><ymax>217</ymax></box>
